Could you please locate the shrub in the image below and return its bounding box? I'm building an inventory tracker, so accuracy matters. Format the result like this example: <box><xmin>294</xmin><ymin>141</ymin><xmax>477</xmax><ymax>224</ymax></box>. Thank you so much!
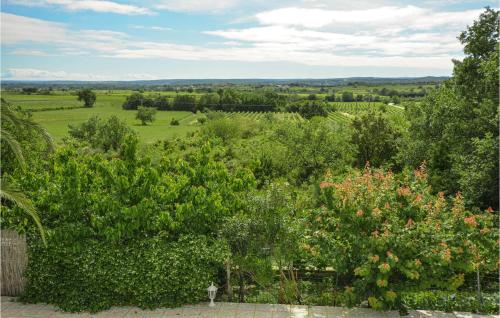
<box><xmin>68</xmin><ymin>115</ymin><xmax>135</xmax><ymax>152</ymax></box>
<box><xmin>14</xmin><ymin>139</ymin><xmax>255</xmax><ymax>312</ymax></box>
<box><xmin>201</xmin><ymin>118</ymin><xmax>240</xmax><ymax>142</ymax></box>
<box><xmin>170</xmin><ymin>118</ymin><xmax>180</xmax><ymax>126</ymax></box>
<box><xmin>306</xmin><ymin>165</ymin><xmax>498</xmax><ymax>310</ymax></box>
<box><xmin>400</xmin><ymin>291</ymin><xmax>499</xmax><ymax>314</ymax></box>
<box><xmin>22</xmin><ymin>236</ymin><xmax>228</xmax><ymax>312</ymax></box>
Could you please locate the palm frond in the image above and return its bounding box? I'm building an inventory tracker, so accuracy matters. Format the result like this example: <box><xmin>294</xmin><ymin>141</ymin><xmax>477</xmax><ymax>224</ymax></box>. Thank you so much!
<box><xmin>1</xmin><ymin>101</ymin><xmax>55</xmax><ymax>152</ymax></box>
<box><xmin>0</xmin><ymin>128</ymin><xmax>26</xmax><ymax>168</ymax></box>
<box><xmin>0</xmin><ymin>179</ymin><xmax>47</xmax><ymax>246</ymax></box>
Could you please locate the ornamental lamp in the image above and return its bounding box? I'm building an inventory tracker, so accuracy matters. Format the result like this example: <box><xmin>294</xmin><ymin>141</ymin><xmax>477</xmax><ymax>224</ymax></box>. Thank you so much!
<box><xmin>207</xmin><ymin>282</ymin><xmax>218</xmax><ymax>307</ymax></box>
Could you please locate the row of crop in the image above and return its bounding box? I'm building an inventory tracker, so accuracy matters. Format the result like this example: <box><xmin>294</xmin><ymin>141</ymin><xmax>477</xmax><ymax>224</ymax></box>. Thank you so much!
<box><xmin>214</xmin><ymin>111</ymin><xmax>305</xmax><ymax>123</ymax></box>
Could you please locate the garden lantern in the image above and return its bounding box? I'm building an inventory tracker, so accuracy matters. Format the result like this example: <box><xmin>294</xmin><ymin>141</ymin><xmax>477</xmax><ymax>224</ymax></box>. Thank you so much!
<box><xmin>207</xmin><ymin>282</ymin><xmax>218</xmax><ymax>307</ymax></box>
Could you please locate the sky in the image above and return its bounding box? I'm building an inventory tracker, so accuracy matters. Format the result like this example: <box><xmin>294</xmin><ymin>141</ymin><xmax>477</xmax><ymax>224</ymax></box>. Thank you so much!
<box><xmin>0</xmin><ymin>0</ymin><xmax>496</xmax><ymax>80</ymax></box>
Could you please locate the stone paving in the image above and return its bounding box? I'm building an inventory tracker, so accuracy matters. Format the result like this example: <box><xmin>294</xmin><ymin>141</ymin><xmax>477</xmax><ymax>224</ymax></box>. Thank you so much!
<box><xmin>1</xmin><ymin>297</ymin><xmax>498</xmax><ymax>318</ymax></box>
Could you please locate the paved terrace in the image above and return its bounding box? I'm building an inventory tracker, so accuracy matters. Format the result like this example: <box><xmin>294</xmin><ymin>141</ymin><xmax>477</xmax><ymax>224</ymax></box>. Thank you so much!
<box><xmin>1</xmin><ymin>297</ymin><xmax>498</xmax><ymax>318</ymax></box>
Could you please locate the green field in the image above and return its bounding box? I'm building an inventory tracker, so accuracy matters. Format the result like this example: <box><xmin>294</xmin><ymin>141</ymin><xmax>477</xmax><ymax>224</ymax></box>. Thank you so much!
<box><xmin>1</xmin><ymin>91</ymin><xmax>204</xmax><ymax>143</ymax></box>
<box><xmin>1</xmin><ymin>91</ymin><xmax>408</xmax><ymax>143</ymax></box>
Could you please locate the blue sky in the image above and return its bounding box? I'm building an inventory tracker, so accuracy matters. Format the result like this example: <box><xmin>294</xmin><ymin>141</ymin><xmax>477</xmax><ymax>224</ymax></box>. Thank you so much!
<box><xmin>0</xmin><ymin>0</ymin><xmax>496</xmax><ymax>80</ymax></box>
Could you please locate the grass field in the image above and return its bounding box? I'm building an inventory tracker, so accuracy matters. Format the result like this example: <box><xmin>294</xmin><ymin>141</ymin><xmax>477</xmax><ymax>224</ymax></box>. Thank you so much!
<box><xmin>2</xmin><ymin>91</ymin><xmax>203</xmax><ymax>143</ymax></box>
<box><xmin>1</xmin><ymin>91</ymin><xmax>408</xmax><ymax>143</ymax></box>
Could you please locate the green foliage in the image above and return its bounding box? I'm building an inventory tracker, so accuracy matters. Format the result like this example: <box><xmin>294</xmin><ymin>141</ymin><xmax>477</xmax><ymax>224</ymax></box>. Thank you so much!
<box><xmin>221</xmin><ymin>183</ymin><xmax>304</xmax><ymax>302</ymax></box>
<box><xmin>68</xmin><ymin>115</ymin><xmax>135</xmax><ymax>152</ymax></box>
<box><xmin>198</xmin><ymin>93</ymin><xmax>220</xmax><ymax>111</ymax></box>
<box><xmin>201</xmin><ymin>116</ymin><xmax>263</xmax><ymax>143</ymax></box>
<box><xmin>153</xmin><ymin>95</ymin><xmax>170</xmax><ymax>110</ymax></box>
<box><xmin>77</xmin><ymin>89</ymin><xmax>96</xmax><ymax>108</ymax></box>
<box><xmin>170</xmin><ymin>118</ymin><xmax>180</xmax><ymax>126</ymax></box>
<box><xmin>122</xmin><ymin>93</ymin><xmax>153</xmax><ymax>110</ymax></box>
<box><xmin>274</xmin><ymin>119</ymin><xmax>355</xmax><ymax>184</ymax></box>
<box><xmin>404</xmin><ymin>8</ymin><xmax>499</xmax><ymax>209</ymax></box>
<box><xmin>1</xmin><ymin>99</ymin><xmax>54</xmax><ymax>245</ymax></box>
<box><xmin>136</xmin><ymin>106</ymin><xmax>157</xmax><ymax>125</ymax></box>
<box><xmin>173</xmin><ymin>94</ymin><xmax>197</xmax><ymax>112</ymax></box>
<box><xmin>135</xmin><ymin>106</ymin><xmax>156</xmax><ymax>126</ymax></box>
<box><xmin>286</xmin><ymin>101</ymin><xmax>328</xmax><ymax>119</ymax></box>
<box><xmin>22</xmin><ymin>236</ymin><xmax>228</xmax><ymax>312</ymax></box>
<box><xmin>12</xmin><ymin>139</ymin><xmax>255</xmax><ymax>311</ymax></box>
<box><xmin>342</xmin><ymin>92</ymin><xmax>354</xmax><ymax>102</ymax></box>
<box><xmin>351</xmin><ymin>111</ymin><xmax>401</xmax><ymax>168</ymax></box>
<box><xmin>400</xmin><ymin>291</ymin><xmax>499</xmax><ymax>314</ymax></box>
<box><xmin>306</xmin><ymin>166</ymin><xmax>498</xmax><ymax>310</ymax></box>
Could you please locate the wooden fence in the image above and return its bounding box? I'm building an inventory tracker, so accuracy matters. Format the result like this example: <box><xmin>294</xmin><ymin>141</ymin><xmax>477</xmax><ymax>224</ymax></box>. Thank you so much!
<box><xmin>1</xmin><ymin>229</ymin><xmax>27</xmax><ymax>296</ymax></box>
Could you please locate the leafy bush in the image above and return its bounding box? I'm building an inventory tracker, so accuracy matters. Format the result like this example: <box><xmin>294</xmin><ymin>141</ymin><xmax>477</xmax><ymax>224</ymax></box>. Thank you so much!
<box><xmin>286</xmin><ymin>101</ymin><xmax>328</xmax><ymax>119</ymax></box>
<box><xmin>68</xmin><ymin>115</ymin><xmax>135</xmax><ymax>152</ymax></box>
<box><xmin>21</xmin><ymin>236</ymin><xmax>228</xmax><ymax>312</ymax></box>
<box><xmin>13</xmin><ymin>139</ymin><xmax>255</xmax><ymax>311</ymax></box>
<box><xmin>170</xmin><ymin>118</ymin><xmax>180</xmax><ymax>126</ymax></box>
<box><xmin>201</xmin><ymin>118</ymin><xmax>241</xmax><ymax>142</ymax></box>
<box><xmin>306</xmin><ymin>165</ymin><xmax>498</xmax><ymax>310</ymax></box>
<box><xmin>400</xmin><ymin>291</ymin><xmax>499</xmax><ymax>314</ymax></box>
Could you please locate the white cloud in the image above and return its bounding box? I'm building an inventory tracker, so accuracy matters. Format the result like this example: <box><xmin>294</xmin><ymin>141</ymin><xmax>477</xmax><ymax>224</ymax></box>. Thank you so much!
<box><xmin>2</xmin><ymin>5</ymin><xmax>477</xmax><ymax>77</ymax></box>
<box><xmin>8</xmin><ymin>49</ymin><xmax>51</xmax><ymax>56</ymax></box>
<box><xmin>2</xmin><ymin>68</ymin><xmax>159</xmax><ymax>80</ymax></box>
<box><xmin>130</xmin><ymin>25</ymin><xmax>172</xmax><ymax>31</ymax></box>
<box><xmin>7</xmin><ymin>0</ymin><xmax>153</xmax><ymax>15</ymax></box>
<box><xmin>255</xmin><ymin>6</ymin><xmax>482</xmax><ymax>30</ymax></box>
<box><xmin>1</xmin><ymin>13</ymin><xmax>67</xmax><ymax>44</ymax></box>
<box><xmin>154</xmin><ymin>0</ymin><xmax>239</xmax><ymax>12</ymax></box>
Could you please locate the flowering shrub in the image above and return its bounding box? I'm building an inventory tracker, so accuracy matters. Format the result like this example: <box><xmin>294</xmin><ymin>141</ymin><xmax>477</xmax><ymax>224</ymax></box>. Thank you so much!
<box><xmin>305</xmin><ymin>165</ymin><xmax>498</xmax><ymax>310</ymax></box>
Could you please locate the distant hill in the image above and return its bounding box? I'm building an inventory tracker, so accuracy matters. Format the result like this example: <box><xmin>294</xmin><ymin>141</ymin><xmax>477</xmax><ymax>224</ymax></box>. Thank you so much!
<box><xmin>1</xmin><ymin>76</ymin><xmax>448</xmax><ymax>88</ymax></box>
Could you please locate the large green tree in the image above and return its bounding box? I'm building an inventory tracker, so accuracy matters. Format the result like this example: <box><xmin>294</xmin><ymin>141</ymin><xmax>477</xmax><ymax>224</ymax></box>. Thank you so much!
<box><xmin>403</xmin><ymin>8</ymin><xmax>499</xmax><ymax>209</ymax></box>
<box><xmin>351</xmin><ymin>111</ymin><xmax>401</xmax><ymax>168</ymax></box>
<box><xmin>77</xmin><ymin>89</ymin><xmax>96</xmax><ymax>108</ymax></box>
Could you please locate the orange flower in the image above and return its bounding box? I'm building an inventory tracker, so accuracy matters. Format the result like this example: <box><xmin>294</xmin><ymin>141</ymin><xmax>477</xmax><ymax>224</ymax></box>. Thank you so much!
<box><xmin>442</xmin><ymin>249</ymin><xmax>452</xmax><ymax>262</ymax></box>
<box><xmin>371</xmin><ymin>255</ymin><xmax>380</xmax><ymax>263</ymax></box>
<box><xmin>356</xmin><ymin>209</ymin><xmax>364</xmax><ymax>217</ymax></box>
<box><xmin>385</xmin><ymin>202</ymin><xmax>391</xmax><ymax>209</ymax></box>
<box><xmin>464</xmin><ymin>216</ymin><xmax>477</xmax><ymax>227</ymax></box>
<box><xmin>397</xmin><ymin>187</ymin><xmax>411</xmax><ymax>196</ymax></box>
<box><xmin>376</xmin><ymin>279</ymin><xmax>388</xmax><ymax>287</ymax></box>
<box><xmin>371</xmin><ymin>230</ymin><xmax>380</xmax><ymax>237</ymax></box>
<box><xmin>414</xmin><ymin>259</ymin><xmax>422</xmax><ymax>267</ymax></box>
<box><xmin>486</xmin><ymin>207</ymin><xmax>494</xmax><ymax>213</ymax></box>
<box><xmin>319</xmin><ymin>181</ymin><xmax>335</xmax><ymax>189</ymax></box>
<box><xmin>414</xmin><ymin>194</ymin><xmax>423</xmax><ymax>203</ymax></box>
<box><xmin>379</xmin><ymin>263</ymin><xmax>391</xmax><ymax>273</ymax></box>
<box><xmin>372</xmin><ymin>207</ymin><xmax>381</xmax><ymax>217</ymax></box>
